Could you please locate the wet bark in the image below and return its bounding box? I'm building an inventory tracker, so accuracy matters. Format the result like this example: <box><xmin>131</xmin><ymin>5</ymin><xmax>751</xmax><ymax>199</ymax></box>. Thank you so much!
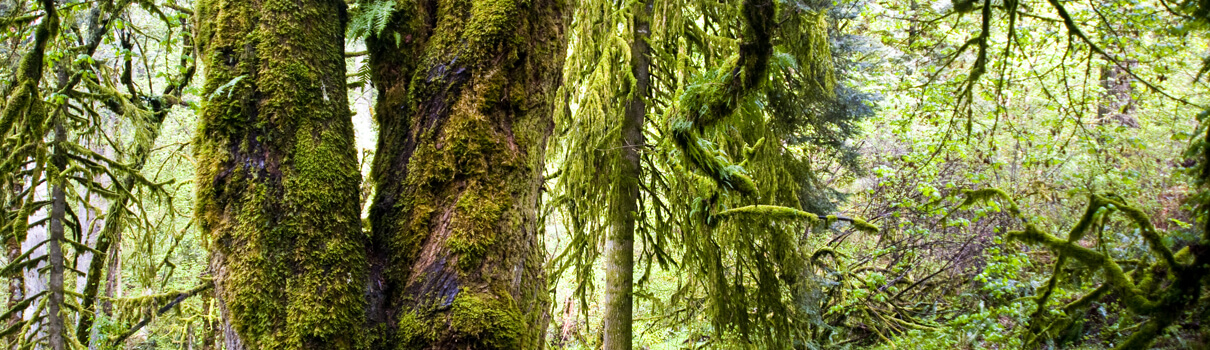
<box><xmin>364</xmin><ymin>0</ymin><xmax>566</xmax><ymax>347</ymax></box>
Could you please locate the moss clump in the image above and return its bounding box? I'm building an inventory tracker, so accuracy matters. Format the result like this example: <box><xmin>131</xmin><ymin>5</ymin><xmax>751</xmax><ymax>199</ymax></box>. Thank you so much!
<box><xmin>396</xmin><ymin>289</ymin><xmax>523</xmax><ymax>350</ymax></box>
<box><xmin>448</xmin><ymin>291</ymin><xmax>523</xmax><ymax>348</ymax></box>
<box><xmin>446</xmin><ymin>180</ymin><xmax>507</xmax><ymax>270</ymax></box>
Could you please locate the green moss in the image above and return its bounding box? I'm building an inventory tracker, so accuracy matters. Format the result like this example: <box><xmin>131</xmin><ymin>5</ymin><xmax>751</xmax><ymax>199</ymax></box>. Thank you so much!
<box><xmin>716</xmin><ymin>204</ymin><xmax>820</xmax><ymax>223</ymax></box>
<box><xmin>396</xmin><ymin>311</ymin><xmax>433</xmax><ymax>346</ymax></box>
<box><xmin>447</xmin><ymin>181</ymin><xmax>507</xmax><ymax>269</ymax></box>
<box><xmin>365</xmin><ymin>0</ymin><xmax>561</xmax><ymax>346</ymax></box>
<box><xmin>195</xmin><ymin>0</ymin><xmax>366</xmax><ymax>348</ymax></box>
<box><xmin>449</xmin><ymin>291</ymin><xmax>523</xmax><ymax>348</ymax></box>
<box><xmin>395</xmin><ymin>290</ymin><xmax>523</xmax><ymax>349</ymax></box>
<box><xmin>989</xmin><ymin>189</ymin><xmax>1209</xmax><ymax>349</ymax></box>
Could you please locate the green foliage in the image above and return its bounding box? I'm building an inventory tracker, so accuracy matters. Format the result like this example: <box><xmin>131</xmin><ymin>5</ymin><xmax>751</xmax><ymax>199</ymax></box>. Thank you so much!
<box><xmin>348</xmin><ymin>0</ymin><xmax>398</xmax><ymax>40</ymax></box>
<box><xmin>7</xmin><ymin>0</ymin><xmax>1210</xmax><ymax>348</ymax></box>
<box><xmin>0</xmin><ymin>0</ymin><xmax>209</xmax><ymax>348</ymax></box>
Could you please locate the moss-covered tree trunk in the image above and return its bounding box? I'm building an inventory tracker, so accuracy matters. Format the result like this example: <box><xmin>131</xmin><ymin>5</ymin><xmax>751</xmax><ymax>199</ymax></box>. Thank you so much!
<box><xmin>601</xmin><ymin>1</ymin><xmax>650</xmax><ymax>349</ymax></box>
<box><xmin>364</xmin><ymin>0</ymin><xmax>566</xmax><ymax>347</ymax></box>
<box><xmin>193</xmin><ymin>0</ymin><xmax>365</xmax><ymax>348</ymax></box>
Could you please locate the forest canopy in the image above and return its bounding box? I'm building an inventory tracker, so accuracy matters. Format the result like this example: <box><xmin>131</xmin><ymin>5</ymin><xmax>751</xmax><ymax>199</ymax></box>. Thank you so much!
<box><xmin>2</xmin><ymin>0</ymin><xmax>1210</xmax><ymax>349</ymax></box>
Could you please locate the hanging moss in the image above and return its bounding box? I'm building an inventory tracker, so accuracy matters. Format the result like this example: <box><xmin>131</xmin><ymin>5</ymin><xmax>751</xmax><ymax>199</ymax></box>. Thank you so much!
<box><xmin>664</xmin><ymin>0</ymin><xmax>775</xmax><ymax>196</ymax></box>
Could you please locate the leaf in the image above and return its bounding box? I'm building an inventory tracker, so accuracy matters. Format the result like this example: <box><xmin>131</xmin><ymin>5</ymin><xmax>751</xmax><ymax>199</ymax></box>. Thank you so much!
<box><xmin>208</xmin><ymin>75</ymin><xmax>246</xmax><ymax>101</ymax></box>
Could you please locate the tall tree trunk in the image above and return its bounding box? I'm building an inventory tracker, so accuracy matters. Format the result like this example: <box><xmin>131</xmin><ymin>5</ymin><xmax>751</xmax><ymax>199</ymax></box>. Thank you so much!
<box><xmin>602</xmin><ymin>1</ymin><xmax>651</xmax><ymax>349</ymax></box>
<box><xmin>365</xmin><ymin>0</ymin><xmax>566</xmax><ymax>347</ymax></box>
<box><xmin>100</xmin><ymin>239</ymin><xmax>120</xmax><ymax>317</ymax></box>
<box><xmin>1097</xmin><ymin>60</ymin><xmax>1138</xmax><ymax>128</ymax></box>
<box><xmin>2</xmin><ymin>178</ymin><xmax>23</xmax><ymax>347</ymax></box>
<box><xmin>193</xmin><ymin>0</ymin><xmax>365</xmax><ymax>348</ymax></box>
<box><xmin>19</xmin><ymin>184</ymin><xmax>47</xmax><ymax>334</ymax></box>
<box><xmin>47</xmin><ymin>121</ymin><xmax>67</xmax><ymax>350</ymax></box>
<box><xmin>2</xmin><ymin>1</ymin><xmax>57</xmax><ymax>344</ymax></box>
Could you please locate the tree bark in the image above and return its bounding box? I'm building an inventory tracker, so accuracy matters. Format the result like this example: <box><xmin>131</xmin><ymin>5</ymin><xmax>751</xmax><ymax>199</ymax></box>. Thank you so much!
<box><xmin>47</xmin><ymin>121</ymin><xmax>66</xmax><ymax>350</ymax></box>
<box><xmin>193</xmin><ymin>0</ymin><xmax>365</xmax><ymax>348</ymax></box>
<box><xmin>364</xmin><ymin>0</ymin><xmax>566</xmax><ymax>347</ymax></box>
<box><xmin>602</xmin><ymin>1</ymin><xmax>651</xmax><ymax>349</ymax></box>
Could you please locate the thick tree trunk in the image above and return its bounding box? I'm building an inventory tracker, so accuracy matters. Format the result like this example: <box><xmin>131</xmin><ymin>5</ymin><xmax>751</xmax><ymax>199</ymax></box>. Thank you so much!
<box><xmin>602</xmin><ymin>1</ymin><xmax>651</xmax><ymax>349</ymax></box>
<box><xmin>193</xmin><ymin>0</ymin><xmax>365</xmax><ymax>348</ymax></box>
<box><xmin>365</xmin><ymin>0</ymin><xmax>566</xmax><ymax>348</ymax></box>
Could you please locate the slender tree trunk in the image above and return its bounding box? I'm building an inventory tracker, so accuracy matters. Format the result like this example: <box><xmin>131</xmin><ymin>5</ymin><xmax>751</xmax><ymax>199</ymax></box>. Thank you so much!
<box><xmin>193</xmin><ymin>0</ymin><xmax>365</xmax><ymax>348</ymax></box>
<box><xmin>364</xmin><ymin>0</ymin><xmax>566</xmax><ymax>347</ymax></box>
<box><xmin>1097</xmin><ymin>60</ymin><xmax>1138</xmax><ymax>127</ymax></box>
<box><xmin>100</xmin><ymin>239</ymin><xmax>119</xmax><ymax>317</ymax></box>
<box><xmin>2</xmin><ymin>179</ymin><xmax>23</xmax><ymax>346</ymax></box>
<box><xmin>602</xmin><ymin>1</ymin><xmax>651</xmax><ymax>349</ymax></box>
<box><xmin>21</xmin><ymin>181</ymin><xmax>48</xmax><ymax>339</ymax></box>
<box><xmin>47</xmin><ymin>121</ymin><xmax>67</xmax><ymax>350</ymax></box>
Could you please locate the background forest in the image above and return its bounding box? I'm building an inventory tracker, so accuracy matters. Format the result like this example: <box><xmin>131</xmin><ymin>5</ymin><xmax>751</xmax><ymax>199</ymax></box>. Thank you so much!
<box><xmin>2</xmin><ymin>0</ymin><xmax>1210</xmax><ymax>349</ymax></box>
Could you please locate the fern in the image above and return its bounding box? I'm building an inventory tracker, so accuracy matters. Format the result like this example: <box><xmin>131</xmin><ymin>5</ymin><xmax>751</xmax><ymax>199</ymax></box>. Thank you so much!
<box><xmin>208</xmin><ymin>75</ymin><xmax>246</xmax><ymax>101</ymax></box>
<box><xmin>348</xmin><ymin>0</ymin><xmax>396</xmax><ymax>40</ymax></box>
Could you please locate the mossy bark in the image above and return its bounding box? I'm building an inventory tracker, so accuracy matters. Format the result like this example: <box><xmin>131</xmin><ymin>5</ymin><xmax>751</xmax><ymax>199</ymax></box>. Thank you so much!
<box><xmin>364</xmin><ymin>0</ymin><xmax>566</xmax><ymax>348</ymax></box>
<box><xmin>193</xmin><ymin>0</ymin><xmax>366</xmax><ymax>348</ymax></box>
<box><xmin>601</xmin><ymin>1</ymin><xmax>651</xmax><ymax>349</ymax></box>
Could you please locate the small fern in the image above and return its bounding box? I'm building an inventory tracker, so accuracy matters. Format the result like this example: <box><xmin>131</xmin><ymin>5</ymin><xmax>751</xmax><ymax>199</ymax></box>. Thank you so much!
<box><xmin>209</xmin><ymin>75</ymin><xmax>246</xmax><ymax>101</ymax></box>
<box><xmin>348</xmin><ymin>0</ymin><xmax>396</xmax><ymax>40</ymax></box>
<box><xmin>350</xmin><ymin>60</ymin><xmax>375</xmax><ymax>89</ymax></box>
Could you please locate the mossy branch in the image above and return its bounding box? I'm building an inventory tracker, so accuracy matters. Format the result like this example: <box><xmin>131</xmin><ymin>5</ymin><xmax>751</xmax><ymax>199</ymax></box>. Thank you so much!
<box><xmin>107</xmin><ymin>281</ymin><xmax>213</xmax><ymax>346</ymax></box>
<box><xmin>1008</xmin><ymin>225</ymin><xmax>1156</xmax><ymax>314</ymax></box>
<box><xmin>716</xmin><ymin>205</ymin><xmax>821</xmax><ymax>222</ymax></box>
<box><xmin>665</xmin><ymin>0</ymin><xmax>774</xmax><ymax>197</ymax></box>
<box><xmin>963</xmin><ymin>188</ymin><xmax>1198</xmax><ymax>348</ymax></box>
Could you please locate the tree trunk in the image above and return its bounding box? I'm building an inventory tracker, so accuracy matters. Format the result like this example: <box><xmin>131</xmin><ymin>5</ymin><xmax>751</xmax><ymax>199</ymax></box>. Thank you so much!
<box><xmin>193</xmin><ymin>0</ymin><xmax>365</xmax><ymax>348</ymax></box>
<box><xmin>2</xmin><ymin>177</ymin><xmax>23</xmax><ymax>347</ymax></box>
<box><xmin>21</xmin><ymin>183</ymin><xmax>48</xmax><ymax>338</ymax></box>
<box><xmin>602</xmin><ymin>1</ymin><xmax>651</xmax><ymax>349</ymax></box>
<box><xmin>1097</xmin><ymin>60</ymin><xmax>1138</xmax><ymax>128</ymax></box>
<box><xmin>364</xmin><ymin>0</ymin><xmax>566</xmax><ymax>347</ymax></box>
<box><xmin>47</xmin><ymin>121</ymin><xmax>67</xmax><ymax>350</ymax></box>
<box><xmin>100</xmin><ymin>235</ymin><xmax>119</xmax><ymax>317</ymax></box>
